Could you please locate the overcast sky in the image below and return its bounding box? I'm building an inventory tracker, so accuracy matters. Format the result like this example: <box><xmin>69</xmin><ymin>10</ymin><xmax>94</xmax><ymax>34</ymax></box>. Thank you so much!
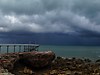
<box><xmin>0</xmin><ymin>0</ymin><xmax>100</xmax><ymax>45</ymax></box>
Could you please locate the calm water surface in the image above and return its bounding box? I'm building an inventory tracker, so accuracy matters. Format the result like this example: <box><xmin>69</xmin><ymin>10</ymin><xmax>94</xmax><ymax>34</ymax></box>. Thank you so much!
<box><xmin>39</xmin><ymin>45</ymin><xmax>100</xmax><ymax>60</ymax></box>
<box><xmin>1</xmin><ymin>45</ymin><xmax>100</xmax><ymax>60</ymax></box>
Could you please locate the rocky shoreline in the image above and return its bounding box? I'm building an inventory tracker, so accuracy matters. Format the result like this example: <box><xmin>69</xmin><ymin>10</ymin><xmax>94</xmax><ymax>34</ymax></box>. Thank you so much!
<box><xmin>1</xmin><ymin>51</ymin><xmax>100</xmax><ymax>75</ymax></box>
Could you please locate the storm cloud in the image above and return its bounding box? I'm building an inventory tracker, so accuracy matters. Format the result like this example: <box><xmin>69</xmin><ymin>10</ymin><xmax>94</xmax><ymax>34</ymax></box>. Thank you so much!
<box><xmin>0</xmin><ymin>0</ymin><xmax>100</xmax><ymax>35</ymax></box>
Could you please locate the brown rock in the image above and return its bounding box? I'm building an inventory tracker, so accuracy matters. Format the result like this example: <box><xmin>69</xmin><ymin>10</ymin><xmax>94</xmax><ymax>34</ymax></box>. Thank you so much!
<box><xmin>50</xmin><ymin>70</ymin><xmax>58</xmax><ymax>75</ymax></box>
<box><xmin>14</xmin><ymin>51</ymin><xmax>55</xmax><ymax>68</ymax></box>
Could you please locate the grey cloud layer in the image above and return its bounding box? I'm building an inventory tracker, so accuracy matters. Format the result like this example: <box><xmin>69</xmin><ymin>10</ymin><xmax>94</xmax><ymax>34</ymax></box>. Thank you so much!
<box><xmin>0</xmin><ymin>0</ymin><xmax>100</xmax><ymax>34</ymax></box>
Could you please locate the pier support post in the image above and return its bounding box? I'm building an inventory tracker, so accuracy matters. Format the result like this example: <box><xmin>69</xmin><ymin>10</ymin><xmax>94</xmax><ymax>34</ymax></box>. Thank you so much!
<box><xmin>14</xmin><ymin>45</ymin><xmax>16</xmax><ymax>52</ymax></box>
<box><xmin>28</xmin><ymin>45</ymin><xmax>30</xmax><ymax>52</ymax></box>
<box><xmin>19</xmin><ymin>45</ymin><xmax>21</xmax><ymax>52</ymax></box>
<box><xmin>24</xmin><ymin>46</ymin><xmax>26</xmax><ymax>52</ymax></box>
<box><xmin>7</xmin><ymin>45</ymin><xmax>9</xmax><ymax>53</ymax></box>
<box><xmin>0</xmin><ymin>46</ymin><xmax>1</xmax><ymax>53</ymax></box>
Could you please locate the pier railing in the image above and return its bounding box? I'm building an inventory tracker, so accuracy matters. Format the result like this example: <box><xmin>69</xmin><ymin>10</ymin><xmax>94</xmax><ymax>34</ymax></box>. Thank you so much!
<box><xmin>0</xmin><ymin>44</ymin><xmax>39</xmax><ymax>54</ymax></box>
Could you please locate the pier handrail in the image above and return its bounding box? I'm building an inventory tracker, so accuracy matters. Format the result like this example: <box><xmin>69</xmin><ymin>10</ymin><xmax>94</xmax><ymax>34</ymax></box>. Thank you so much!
<box><xmin>0</xmin><ymin>44</ymin><xmax>39</xmax><ymax>46</ymax></box>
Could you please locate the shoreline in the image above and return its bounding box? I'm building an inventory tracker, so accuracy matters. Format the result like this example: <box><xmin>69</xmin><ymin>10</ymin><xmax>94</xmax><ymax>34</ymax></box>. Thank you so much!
<box><xmin>1</xmin><ymin>53</ymin><xmax>100</xmax><ymax>75</ymax></box>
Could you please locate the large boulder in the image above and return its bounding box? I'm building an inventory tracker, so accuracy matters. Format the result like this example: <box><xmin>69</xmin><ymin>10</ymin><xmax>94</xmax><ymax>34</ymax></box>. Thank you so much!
<box><xmin>0</xmin><ymin>51</ymin><xmax>55</xmax><ymax>71</ymax></box>
<box><xmin>14</xmin><ymin>51</ymin><xmax>55</xmax><ymax>68</ymax></box>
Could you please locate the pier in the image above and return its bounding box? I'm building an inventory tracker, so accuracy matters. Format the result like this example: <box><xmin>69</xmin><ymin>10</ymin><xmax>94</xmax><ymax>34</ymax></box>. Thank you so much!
<box><xmin>0</xmin><ymin>44</ymin><xmax>39</xmax><ymax>54</ymax></box>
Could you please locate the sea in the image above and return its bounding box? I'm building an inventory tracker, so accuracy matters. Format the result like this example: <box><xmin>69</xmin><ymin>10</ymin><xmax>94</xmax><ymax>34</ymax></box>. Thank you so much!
<box><xmin>0</xmin><ymin>45</ymin><xmax>100</xmax><ymax>60</ymax></box>
<box><xmin>39</xmin><ymin>45</ymin><xmax>100</xmax><ymax>61</ymax></box>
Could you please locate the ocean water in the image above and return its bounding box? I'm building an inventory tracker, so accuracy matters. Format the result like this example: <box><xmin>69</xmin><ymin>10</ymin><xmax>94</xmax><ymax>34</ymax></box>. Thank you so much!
<box><xmin>39</xmin><ymin>45</ymin><xmax>100</xmax><ymax>60</ymax></box>
<box><xmin>1</xmin><ymin>45</ymin><xmax>100</xmax><ymax>60</ymax></box>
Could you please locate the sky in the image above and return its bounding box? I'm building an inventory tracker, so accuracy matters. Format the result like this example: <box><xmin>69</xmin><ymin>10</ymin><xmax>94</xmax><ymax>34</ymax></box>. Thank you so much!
<box><xmin>0</xmin><ymin>0</ymin><xmax>100</xmax><ymax>45</ymax></box>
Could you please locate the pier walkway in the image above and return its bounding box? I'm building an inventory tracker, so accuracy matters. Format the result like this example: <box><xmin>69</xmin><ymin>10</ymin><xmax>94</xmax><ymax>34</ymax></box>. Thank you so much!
<box><xmin>0</xmin><ymin>44</ymin><xmax>39</xmax><ymax>54</ymax></box>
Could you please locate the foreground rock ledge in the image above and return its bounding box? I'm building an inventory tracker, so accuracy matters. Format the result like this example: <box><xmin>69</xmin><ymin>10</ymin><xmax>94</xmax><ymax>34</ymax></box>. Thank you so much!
<box><xmin>1</xmin><ymin>53</ymin><xmax>100</xmax><ymax>75</ymax></box>
<box><xmin>0</xmin><ymin>51</ymin><xmax>55</xmax><ymax>71</ymax></box>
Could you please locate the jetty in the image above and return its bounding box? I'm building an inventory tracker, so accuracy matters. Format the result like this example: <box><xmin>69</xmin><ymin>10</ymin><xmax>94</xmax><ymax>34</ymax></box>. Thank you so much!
<box><xmin>0</xmin><ymin>44</ymin><xmax>39</xmax><ymax>53</ymax></box>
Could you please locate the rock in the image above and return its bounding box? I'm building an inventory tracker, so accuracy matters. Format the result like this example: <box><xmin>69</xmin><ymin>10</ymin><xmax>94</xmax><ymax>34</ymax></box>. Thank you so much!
<box><xmin>23</xmin><ymin>67</ymin><xmax>34</xmax><ymax>74</ymax></box>
<box><xmin>0</xmin><ymin>73</ymin><xmax>14</xmax><ymax>75</ymax></box>
<box><xmin>50</xmin><ymin>70</ymin><xmax>58</xmax><ymax>75</ymax></box>
<box><xmin>73</xmin><ymin>71</ymin><xmax>82</xmax><ymax>75</ymax></box>
<box><xmin>96</xmin><ymin>59</ymin><xmax>100</xmax><ymax>62</ymax></box>
<box><xmin>0</xmin><ymin>68</ymin><xmax>14</xmax><ymax>75</ymax></box>
<box><xmin>65</xmin><ymin>70</ymin><xmax>72</xmax><ymax>75</ymax></box>
<box><xmin>0</xmin><ymin>51</ymin><xmax>55</xmax><ymax>70</ymax></box>
<box><xmin>84</xmin><ymin>58</ymin><xmax>91</xmax><ymax>63</ymax></box>
<box><xmin>14</xmin><ymin>51</ymin><xmax>55</xmax><ymax>68</ymax></box>
<box><xmin>42</xmin><ymin>73</ymin><xmax>48</xmax><ymax>75</ymax></box>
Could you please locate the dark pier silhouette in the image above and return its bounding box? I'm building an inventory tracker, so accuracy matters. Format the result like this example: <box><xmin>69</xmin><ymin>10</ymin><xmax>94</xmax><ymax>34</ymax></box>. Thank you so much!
<box><xmin>0</xmin><ymin>44</ymin><xmax>39</xmax><ymax>54</ymax></box>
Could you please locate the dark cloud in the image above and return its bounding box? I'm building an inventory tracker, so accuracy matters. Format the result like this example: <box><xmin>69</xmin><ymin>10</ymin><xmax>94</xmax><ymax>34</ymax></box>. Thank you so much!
<box><xmin>0</xmin><ymin>0</ymin><xmax>100</xmax><ymax>37</ymax></box>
